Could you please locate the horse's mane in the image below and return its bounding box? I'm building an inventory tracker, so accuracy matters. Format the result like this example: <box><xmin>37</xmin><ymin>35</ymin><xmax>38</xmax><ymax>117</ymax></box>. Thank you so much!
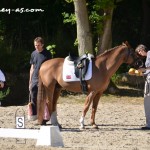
<box><xmin>97</xmin><ymin>44</ymin><xmax>125</xmax><ymax>58</ymax></box>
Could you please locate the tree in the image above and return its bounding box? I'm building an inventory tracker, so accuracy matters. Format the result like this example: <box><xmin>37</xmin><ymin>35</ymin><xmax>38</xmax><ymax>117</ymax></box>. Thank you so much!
<box><xmin>73</xmin><ymin>0</ymin><xmax>93</xmax><ymax>56</ymax></box>
<box><xmin>73</xmin><ymin>0</ymin><xmax>118</xmax><ymax>93</ymax></box>
<box><xmin>73</xmin><ymin>0</ymin><xmax>115</xmax><ymax>55</ymax></box>
<box><xmin>98</xmin><ymin>7</ymin><xmax>114</xmax><ymax>53</ymax></box>
<box><xmin>86</xmin><ymin>0</ymin><xmax>115</xmax><ymax>54</ymax></box>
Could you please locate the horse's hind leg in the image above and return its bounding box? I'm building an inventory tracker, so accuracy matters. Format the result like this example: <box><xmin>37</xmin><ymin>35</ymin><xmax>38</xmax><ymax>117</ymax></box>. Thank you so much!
<box><xmin>37</xmin><ymin>78</ymin><xmax>47</xmax><ymax>125</ymax></box>
<box><xmin>37</xmin><ymin>84</ymin><xmax>53</xmax><ymax>125</ymax></box>
<box><xmin>45</xmin><ymin>85</ymin><xmax>55</xmax><ymax>118</ymax></box>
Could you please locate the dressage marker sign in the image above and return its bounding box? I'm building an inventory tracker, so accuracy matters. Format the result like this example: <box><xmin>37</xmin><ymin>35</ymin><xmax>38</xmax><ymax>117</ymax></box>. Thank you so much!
<box><xmin>0</xmin><ymin>108</ymin><xmax>64</xmax><ymax>147</ymax></box>
<box><xmin>15</xmin><ymin>108</ymin><xmax>25</xmax><ymax>129</ymax></box>
<box><xmin>0</xmin><ymin>126</ymin><xmax>64</xmax><ymax>147</ymax></box>
<box><xmin>15</xmin><ymin>108</ymin><xmax>26</xmax><ymax>143</ymax></box>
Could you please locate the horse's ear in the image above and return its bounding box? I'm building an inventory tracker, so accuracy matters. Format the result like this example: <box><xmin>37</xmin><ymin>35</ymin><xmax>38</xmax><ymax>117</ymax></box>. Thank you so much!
<box><xmin>122</xmin><ymin>42</ymin><xmax>126</xmax><ymax>46</ymax></box>
<box><xmin>124</xmin><ymin>41</ymin><xmax>131</xmax><ymax>48</ymax></box>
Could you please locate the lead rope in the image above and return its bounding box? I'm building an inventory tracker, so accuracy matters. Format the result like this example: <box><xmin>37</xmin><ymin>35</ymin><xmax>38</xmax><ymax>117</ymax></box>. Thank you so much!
<box><xmin>28</xmin><ymin>92</ymin><xmax>33</xmax><ymax>117</ymax></box>
<box><xmin>125</xmin><ymin>48</ymin><xmax>131</xmax><ymax>63</ymax></box>
<box><xmin>135</xmin><ymin>76</ymin><xmax>140</xmax><ymax>96</ymax></box>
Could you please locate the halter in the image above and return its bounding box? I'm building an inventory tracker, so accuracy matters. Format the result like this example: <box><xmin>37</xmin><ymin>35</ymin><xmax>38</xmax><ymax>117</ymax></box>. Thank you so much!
<box><xmin>125</xmin><ymin>48</ymin><xmax>131</xmax><ymax>63</ymax></box>
<box><xmin>125</xmin><ymin>47</ymin><xmax>133</xmax><ymax>63</ymax></box>
<box><xmin>125</xmin><ymin>47</ymin><xmax>144</xmax><ymax>68</ymax></box>
<box><xmin>125</xmin><ymin>48</ymin><xmax>143</xmax><ymax>68</ymax></box>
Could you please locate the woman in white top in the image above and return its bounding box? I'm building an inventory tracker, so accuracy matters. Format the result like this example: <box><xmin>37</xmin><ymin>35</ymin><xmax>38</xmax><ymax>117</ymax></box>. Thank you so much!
<box><xmin>0</xmin><ymin>69</ymin><xmax>6</xmax><ymax>88</ymax></box>
<box><xmin>136</xmin><ymin>44</ymin><xmax>150</xmax><ymax>130</ymax></box>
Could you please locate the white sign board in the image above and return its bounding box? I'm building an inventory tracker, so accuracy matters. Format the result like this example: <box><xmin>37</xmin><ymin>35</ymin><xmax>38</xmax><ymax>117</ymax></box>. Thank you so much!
<box><xmin>16</xmin><ymin>117</ymin><xmax>25</xmax><ymax>129</ymax></box>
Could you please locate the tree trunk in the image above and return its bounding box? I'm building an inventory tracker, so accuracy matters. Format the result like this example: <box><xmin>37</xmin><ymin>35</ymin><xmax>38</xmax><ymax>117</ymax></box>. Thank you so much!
<box><xmin>97</xmin><ymin>6</ymin><xmax>118</xmax><ymax>93</ymax></box>
<box><xmin>98</xmin><ymin>8</ymin><xmax>114</xmax><ymax>54</ymax></box>
<box><xmin>73</xmin><ymin>0</ymin><xmax>93</xmax><ymax>56</ymax></box>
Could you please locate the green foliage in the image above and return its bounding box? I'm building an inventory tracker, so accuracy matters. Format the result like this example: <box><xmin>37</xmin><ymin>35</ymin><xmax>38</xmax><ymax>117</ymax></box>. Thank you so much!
<box><xmin>74</xmin><ymin>39</ymin><xmax>78</xmax><ymax>47</ymax></box>
<box><xmin>0</xmin><ymin>87</ymin><xmax>10</xmax><ymax>101</ymax></box>
<box><xmin>88</xmin><ymin>0</ymin><xmax>115</xmax><ymax>34</ymax></box>
<box><xmin>111</xmin><ymin>64</ymin><xmax>130</xmax><ymax>84</ymax></box>
<box><xmin>92</xmin><ymin>0</ymin><xmax>114</xmax><ymax>10</ymax></box>
<box><xmin>89</xmin><ymin>11</ymin><xmax>105</xmax><ymax>34</ymax></box>
<box><xmin>111</xmin><ymin>73</ymin><xmax>121</xmax><ymax>84</ymax></box>
<box><xmin>0</xmin><ymin>0</ymin><xmax>77</xmax><ymax>72</ymax></box>
<box><xmin>62</xmin><ymin>0</ymin><xmax>75</xmax><ymax>25</ymax></box>
<box><xmin>94</xmin><ymin>45</ymin><xmax>98</xmax><ymax>55</ymax></box>
<box><xmin>65</xmin><ymin>0</ymin><xmax>73</xmax><ymax>3</ymax></box>
<box><xmin>62</xmin><ymin>12</ymin><xmax>76</xmax><ymax>24</ymax></box>
<box><xmin>62</xmin><ymin>0</ymin><xmax>115</xmax><ymax>53</ymax></box>
<box><xmin>0</xmin><ymin>0</ymin><xmax>146</xmax><ymax>76</ymax></box>
<box><xmin>63</xmin><ymin>0</ymin><xmax>112</xmax><ymax>33</ymax></box>
<box><xmin>46</xmin><ymin>44</ymin><xmax>56</xmax><ymax>58</ymax></box>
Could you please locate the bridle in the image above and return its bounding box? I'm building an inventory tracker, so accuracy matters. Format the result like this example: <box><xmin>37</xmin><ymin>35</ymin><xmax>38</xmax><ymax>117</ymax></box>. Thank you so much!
<box><xmin>125</xmin><ymin>47</ymin><xmax>144</xmax><ymax>68</ymax></box>
<box><xmin>125</xmin><ymin>47</ymin><xmax>134</xmax><ymax>63</ymax></box>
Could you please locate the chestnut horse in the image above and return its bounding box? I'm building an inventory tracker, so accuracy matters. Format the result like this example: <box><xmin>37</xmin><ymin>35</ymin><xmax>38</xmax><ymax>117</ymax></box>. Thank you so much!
<box><xmin>37</xmin><ymin>43</ymin><xmax>140</xmax><ymax>129</ymax></box>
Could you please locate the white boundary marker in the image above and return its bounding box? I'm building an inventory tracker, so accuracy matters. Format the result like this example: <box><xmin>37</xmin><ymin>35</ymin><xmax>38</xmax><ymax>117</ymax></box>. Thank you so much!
<box><xmin>0</xmin><ymin>126</ymin><xmax>64</xmax><ymax>147</ymax></box>
<box><xmin>0</xmin><ymin>128</ymin><xmax>38</xmax><ymax>139</ymax></box>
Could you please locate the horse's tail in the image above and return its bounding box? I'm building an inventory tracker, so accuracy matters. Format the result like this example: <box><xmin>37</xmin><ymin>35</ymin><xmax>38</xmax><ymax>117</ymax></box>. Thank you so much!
<box><xmin>37</xmin><ymin>75</ymin><xmax>46</xmax><ymax>124</ymax></box>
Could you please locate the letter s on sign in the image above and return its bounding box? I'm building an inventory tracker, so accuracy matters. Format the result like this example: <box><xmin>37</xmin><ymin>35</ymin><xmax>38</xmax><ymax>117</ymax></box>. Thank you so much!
<box><xmin>16</xmin><ymin>117</ymin><xmax>25</xmax><ymax>128</ymax></box>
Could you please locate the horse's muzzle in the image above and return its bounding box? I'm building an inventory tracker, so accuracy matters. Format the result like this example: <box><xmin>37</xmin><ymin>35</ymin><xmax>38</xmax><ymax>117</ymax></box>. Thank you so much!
<box><xmin>131</xmin><ymin>58</ymin><xmax>144</xmax><ymax>69</ymax></box>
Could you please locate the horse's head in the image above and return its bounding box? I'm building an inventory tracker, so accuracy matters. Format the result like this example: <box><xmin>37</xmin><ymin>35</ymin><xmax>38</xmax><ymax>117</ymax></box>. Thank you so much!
<box><xmin>123</xmin><ymin>41</ymin><xmax>144</xmax><ymax>69</ymax></box>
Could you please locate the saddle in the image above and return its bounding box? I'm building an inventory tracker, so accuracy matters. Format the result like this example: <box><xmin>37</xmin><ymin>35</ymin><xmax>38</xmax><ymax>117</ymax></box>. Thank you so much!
<box><xmin>68</xmin><ymin>53</ymin><xmax>94</xmax><ymax>94</ymax></box>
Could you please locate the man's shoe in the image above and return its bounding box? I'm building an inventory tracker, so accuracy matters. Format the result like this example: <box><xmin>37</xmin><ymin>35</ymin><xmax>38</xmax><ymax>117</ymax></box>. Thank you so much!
<box><xmin>28</xmin><ymin>115</ymin><xmax>37</xmax><ymax>121</ymax></box>
<box><xmin>34</xmin><ymin>120</ymin><xmax>49</xmax><ymax>126</ymax></box>
<box><xmin>41</xmin><ymin>120</ymin><xmax>49</xmax><ymax>125</ymax></box>
<box><xmin>141</xmin><ymin>126</ymin><xmax>150</xmax><ymax>130</ymax></box>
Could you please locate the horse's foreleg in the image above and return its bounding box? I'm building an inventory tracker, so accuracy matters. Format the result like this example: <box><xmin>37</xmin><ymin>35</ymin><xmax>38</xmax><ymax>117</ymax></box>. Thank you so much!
<box><xmin>80</xmin><ymin>91</ymin><xmax>96</xmax><ymax>129</ymax></box>
<box><xmin>46</xmin><ymin>86</ymin><xmax>54</xmax><ymax>118</ymax></box>
<box><xmin>37</xmin><ymin>98</ymin><xmax>45</xmax><ymax>124</ymax></box>
<box><xmin>90</xmin><ymin>92</ymin><xmax>101</xmax><ymax>129</ymax></box>
<box><xmin>43</xmin><ymin>86</ymin><xmax>54</xmax><ymax>124</ymax></box>
<box><xmin>51</xmin><ymin>87</ymin><xmax>62</xmax><ymax>128</ymax></box>
<box><xmin>37</xmin><ymin>79</ymin><xmax>46</xmax><ymax>125</ymax></box>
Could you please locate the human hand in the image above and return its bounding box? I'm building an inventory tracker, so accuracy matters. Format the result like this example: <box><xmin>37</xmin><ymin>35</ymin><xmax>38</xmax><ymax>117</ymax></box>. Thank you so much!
<box><xmin>0</xmin><ymin>82</ymin><xmax>4</xmax><ymax>88</ymax></box>
<box><xmin>138</xmin><ymin>68</ymin><xmax>146</xmax><ymax>72</ymax></box>
<box><xmin>135</xmin><ymin>70</ymin><xmax>143</xmax><ymax>76</ymax></box>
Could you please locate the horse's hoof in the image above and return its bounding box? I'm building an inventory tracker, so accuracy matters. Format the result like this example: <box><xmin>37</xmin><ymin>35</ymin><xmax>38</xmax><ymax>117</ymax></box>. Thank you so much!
<box><xmin>79</xmin><ymin>126</ymin><xmax>85</xmax><ymax>130</ymax></box>
<box><xmin>35</xmin><ymin>120</ymin><xmax>48</xmax><ymax>126</ymax></box>
<box><xmin>92</xmin><ymin>124</ymin><xmax>98</xmax><ymax>129</ymax></box>
<box><xmin>58</xmin><ymin>124</ymin><xmax>62</xmax><ymax>129</ymax></box>
<box><xmin>52</xmin><ymin>123</ymin><xmax>62</xmax><ymax>130</ymax></box>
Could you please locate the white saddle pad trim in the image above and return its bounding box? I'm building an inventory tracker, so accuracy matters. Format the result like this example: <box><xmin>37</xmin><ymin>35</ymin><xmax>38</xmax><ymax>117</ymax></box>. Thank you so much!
<box><xmin>63</xmin><ymin>56</ymin><xmax>93</xmax><ymax>82</ymax></box>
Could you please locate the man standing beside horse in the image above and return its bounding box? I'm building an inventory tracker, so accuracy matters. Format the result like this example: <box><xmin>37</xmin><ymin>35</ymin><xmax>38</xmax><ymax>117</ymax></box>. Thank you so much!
<box><xmin>28</xmin><ymin>37</ymin><xmax>51</xmax><ymax>122</ymax></box>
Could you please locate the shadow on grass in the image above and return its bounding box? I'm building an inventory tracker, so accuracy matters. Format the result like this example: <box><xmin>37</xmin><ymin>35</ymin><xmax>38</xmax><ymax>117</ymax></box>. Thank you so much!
<box><xmin>59</xmin><ymin>124</ymin><xmax>143</xmax><ymax>132</ymax></box>
<box><xmin>118</xmin><ymin>88</ymin><xmax>143</xmax><ymax>97</ymax></box>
